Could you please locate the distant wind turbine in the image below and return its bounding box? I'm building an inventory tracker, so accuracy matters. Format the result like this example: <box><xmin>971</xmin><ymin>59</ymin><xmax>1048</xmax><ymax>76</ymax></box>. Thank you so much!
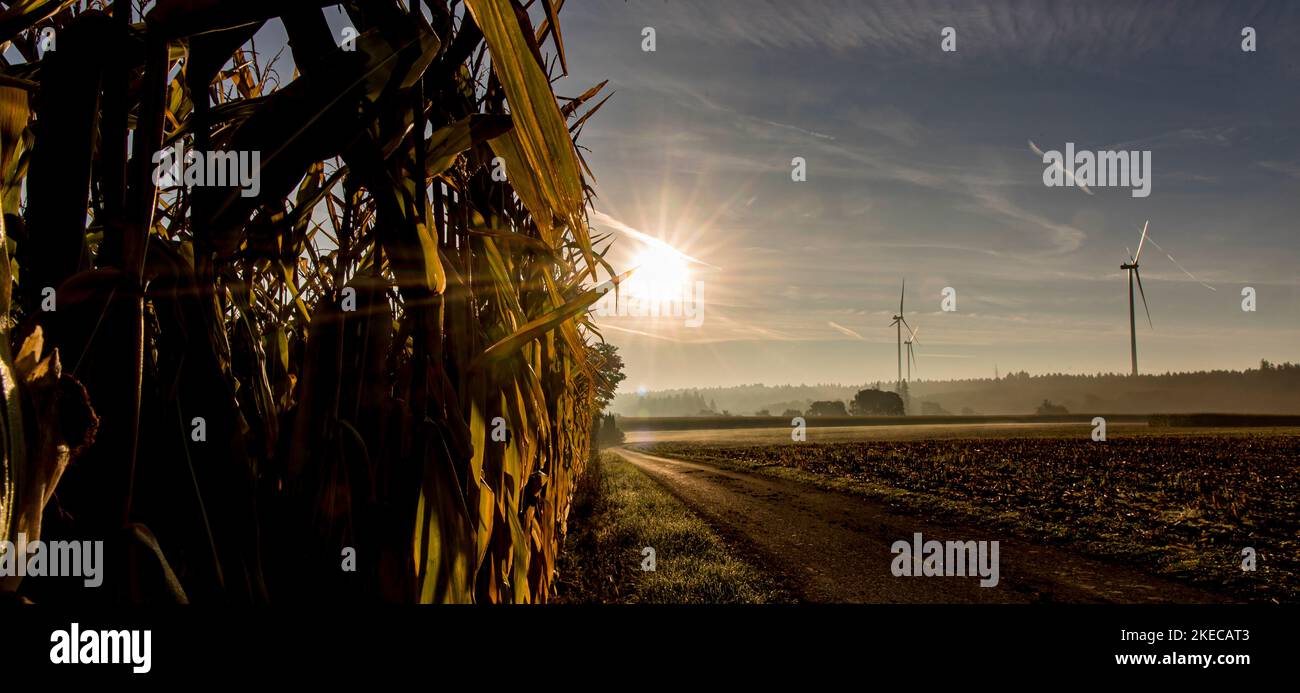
<box><xmin>1118</xmin><ymin>221</ymin><xmax>1214</xmax><ymax>376</ymax></box>
<box><xmin>889</xmin><ymin>280</ymin><xmax>913</xmax><ymax>386</ymax></box>
<box><xmin>904</xmin><ymin>326</ymin><xmax>920</xmax><ymax>381</ymax></box>
<box><xmin>1121</xmin><ymin>221</ymin><xmax>1153</xmax><ymax>377</ymax></box>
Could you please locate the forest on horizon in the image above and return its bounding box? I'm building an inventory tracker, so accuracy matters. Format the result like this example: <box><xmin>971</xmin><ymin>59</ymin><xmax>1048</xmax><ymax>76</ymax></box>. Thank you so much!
<box><xmin>611</xmin><ymin>361</ymin><xmax>1300</xmax><ymax>417</ymax></box>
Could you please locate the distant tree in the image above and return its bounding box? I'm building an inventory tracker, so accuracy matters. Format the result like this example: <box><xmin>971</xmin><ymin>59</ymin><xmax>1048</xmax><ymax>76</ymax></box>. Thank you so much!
<box><xmin>781</xmin><ymin>408</ymin><xmax>803</xmax><ymax>418</ymax></box>
<box><xmin>1036</xmin><ymin>399</ymin><xmax>1069</xmax><ymax>415</ymax></box>
<box><xmin>594</xmin><ymin>413</ymin><xmax>624</xmax><ymax>447</ymax></box>
<box><xmin>850</xmin><ymin>389</ymin><xmax>904</xmax><ymax>416</ymax></box>
<box><xmin>807</xmin><ymin>400</ymin><xmax>848</xmax><ymax>416</ymax></box>
<box><xmin>609</xmin><ymin>365</ymin><xmax>1300</xmax><ymax>419</ymax></box>
<box><xmin>591</xmin><ymin>342</ymin><xmax>626</xmax><ymax>412</ymax></box>
<box><xmin>960</xmin><ymin>406</ymin><xmax>976</xmax><ymax>415</ymax></box>
<box><xmin>590</xmin><ymin>414</ymin><xmax>620</xmax><ymax>453</ymax></box>
<box><xmin>755</xmin><ymin>409</ymin><xmax>771</xmax><ymax>417</ymax></box>
<box><xmin>605</xmin><ymin>413</ymin><xmax>624</xmax><ymax>445</ymax></box>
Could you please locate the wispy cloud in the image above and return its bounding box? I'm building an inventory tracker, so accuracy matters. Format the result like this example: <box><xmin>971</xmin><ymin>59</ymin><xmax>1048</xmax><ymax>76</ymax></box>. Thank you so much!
<box><xmin>1102</xmin><ymin>126</ymin><xmax>1238</xmax><ymax>151</ymax></box>
<box><xmin>596</xmin><ymin>323</ymin><xmax>690</xmax><ymax>343</ymax></box>
<box><xmin>1257</xmin><ymin>160</ymin><xmax>1300</xmax><ymax>178</ymax></box>
<box><xmin>603</xmin><ymin>0</ymin><xmax>1300</xmax><ymax>70</ymax></box>
<box><xmin>847</xmin><ymin>105</ymin><xmax>925</xmax><ymax>147</ymax></box>
<box><xmin>827</xmin><ymin>321</ymin><xmax>867</xmax><ymax>340</ymax></box>
<box><xmin>1028</xmin><ymin>140</ymin><xmax>1093</xmax><ymax>195</ymax></box>
<box><xmin>965</xmin><ymin>186</ymin><xmax>1088</xmax><ymax>255</ymax></box>
<box><xmin>590</xmin><ymin>210</ymin><xmax>721</xmax><ymax>268</ymax></box>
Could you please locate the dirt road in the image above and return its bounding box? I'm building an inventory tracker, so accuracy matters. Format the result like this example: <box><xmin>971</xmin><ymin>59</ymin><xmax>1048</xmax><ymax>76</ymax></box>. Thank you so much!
<box><xmin>612</xmin><ymin>447</ymin><xmax>1231</xmax><ymax>604</ymax></box>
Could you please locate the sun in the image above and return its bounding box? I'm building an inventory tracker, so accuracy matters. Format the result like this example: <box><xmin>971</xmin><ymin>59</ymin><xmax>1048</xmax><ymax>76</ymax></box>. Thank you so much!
<box><xmin>627</xmin><ymin>246</ymin><xmax>690</xmax><ymax>301</ymax></box>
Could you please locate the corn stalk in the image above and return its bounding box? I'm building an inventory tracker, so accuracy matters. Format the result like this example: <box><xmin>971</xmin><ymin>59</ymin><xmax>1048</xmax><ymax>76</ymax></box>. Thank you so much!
<box><xmin>0</xmin><ymin>0</ymin><xmax>615</xmax><ymax>604</ymax></box>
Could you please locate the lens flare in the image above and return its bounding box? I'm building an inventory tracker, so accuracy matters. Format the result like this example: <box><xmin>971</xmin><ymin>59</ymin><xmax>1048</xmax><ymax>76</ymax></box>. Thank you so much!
<box><xmin>627</xmin><ymin>246</ymin><xmax>690</xmax><ymax>302</ymax></box>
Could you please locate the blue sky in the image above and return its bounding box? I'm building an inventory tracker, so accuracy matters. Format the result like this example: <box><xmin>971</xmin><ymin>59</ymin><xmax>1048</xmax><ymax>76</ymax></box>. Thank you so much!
<box><xmin>554</xmin><ymin>0</ymin><xmax>1300</xmax><ymax>390</ymax></box>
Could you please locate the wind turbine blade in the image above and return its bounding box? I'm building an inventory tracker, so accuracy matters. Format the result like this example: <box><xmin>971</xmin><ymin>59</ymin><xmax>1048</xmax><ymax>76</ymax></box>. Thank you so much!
<box><xmin>899</xmin><ymin>279</ymin><xmax>905</xmax><ymax>314</ymax></box>
<box><xmin>1134</xmin><ymin>267</ymin><xmax>1153</xmax><ymax>328</ymax></box>
<box><xmin>1146</xmin><ymin>235</ymin><xmax>1217</xmax><ymax>291</ymax></box>
<box><xmin>900</xmin><ymin>316</ymin><xmax>912</xmax><ymax>332</ymax></box>
<box><xmin>909</xmin><ymin>326</ymin><xmax>920</xmax><ymax>343</ymax></box>
<box><xmin>1133</xmin><ymin>221</ymin><xmax>1149</xmax><ymax>263</ymax></box>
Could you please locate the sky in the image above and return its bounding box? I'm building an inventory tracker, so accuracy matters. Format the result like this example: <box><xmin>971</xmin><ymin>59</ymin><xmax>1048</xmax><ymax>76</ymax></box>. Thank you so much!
<box><xmin>551</xmin><ymin>0</ymin><xmax>1300</xmax><ymax>392</ymax></box>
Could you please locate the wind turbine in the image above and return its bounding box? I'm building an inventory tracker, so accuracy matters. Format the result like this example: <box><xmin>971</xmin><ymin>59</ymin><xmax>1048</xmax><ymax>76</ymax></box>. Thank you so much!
<box><xmin>889</xmin><ymin>280</ymin><xmax>912</xmax><ymax>386</ymax></box>
<box><xmin>1118</xmin><ymin>221</ymin><xmax>1215</xmax><ymax>376</ymax></box>
<box><xmin>904</xmin><ymin>326</ymin><xmax>920</xmax><ymax>381</ymax></box>
<box><xmin>1121</xmin><ymin>221</ymin><xmax>1153</xmax><ymax>377</ymax></box>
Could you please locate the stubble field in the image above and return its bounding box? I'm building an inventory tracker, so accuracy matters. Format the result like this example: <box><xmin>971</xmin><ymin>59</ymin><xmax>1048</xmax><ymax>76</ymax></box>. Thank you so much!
<box><xmin>629</xmin><ymin>428</ymin><xmax>1300</xmax><ymax>602</ymax></box>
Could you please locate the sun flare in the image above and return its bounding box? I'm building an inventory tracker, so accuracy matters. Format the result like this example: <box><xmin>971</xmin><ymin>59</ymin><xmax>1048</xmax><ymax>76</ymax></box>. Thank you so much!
<box><xmin>627</xmin><ymin>246</ymin><xmax>690</xmax><ymax>301</ymax></box>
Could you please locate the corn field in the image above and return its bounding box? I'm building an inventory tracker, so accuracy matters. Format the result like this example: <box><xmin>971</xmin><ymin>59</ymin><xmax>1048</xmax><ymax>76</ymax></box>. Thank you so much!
<box><xmin>0</xmin><ymin>0</ymin><xmax>620</xmax><ymax>604</ymax></box>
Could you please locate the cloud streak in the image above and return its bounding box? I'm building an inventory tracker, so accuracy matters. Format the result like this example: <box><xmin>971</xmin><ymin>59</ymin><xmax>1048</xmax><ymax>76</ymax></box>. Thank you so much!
<box><xmin>590</xmin><ymin>210</ymin><xmax>721</xmax><ymax>269</ymax></box>
<box><xmin>828</xmin><ymin>321</ymin><xmax>867</xmax><ymax>340</ymax></box>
